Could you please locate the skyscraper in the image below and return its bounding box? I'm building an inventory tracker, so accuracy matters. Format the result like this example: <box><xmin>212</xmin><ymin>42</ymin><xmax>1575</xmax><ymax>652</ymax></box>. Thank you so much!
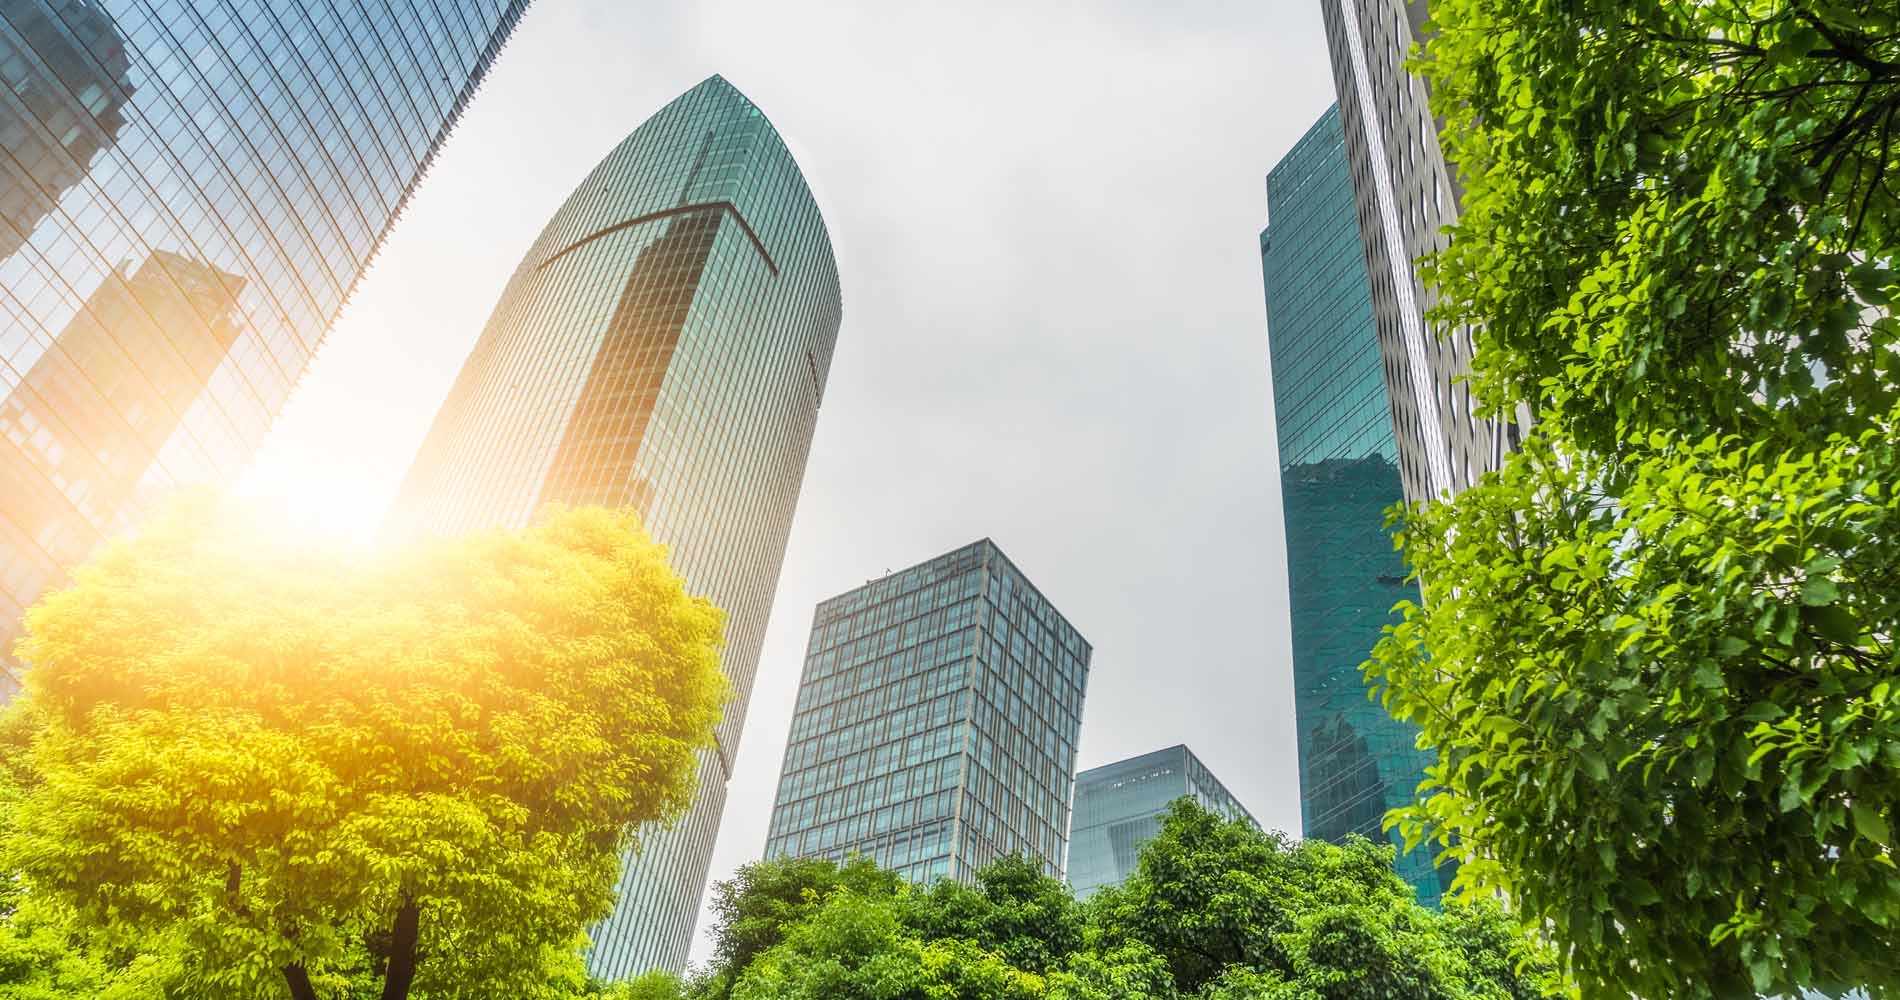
<box><xmin>1318</xmin><ymin>0</ymin><xmax>1518</xmax><ymax>504</ymax></box>
<box><xmin>1262</xmin><ymin>105</ymin><xmax>1450</xmax><ymax>903</ymax></box>
<box><xmin>0</xmin><ymin>0</ymin><xmax>533</xmax><ymax>697</ymax></box>
<box><xmin>383</xmin><ymin>76</ymin><xmax>843</xmax><ymax>977</ymax></box>
<box><xmin>0</xmin><ymin>0</ymin><xmax>131</xmax><ymax>263</ymax></box>
<box><xmin>1066</xmin><ymin>744</ymin><xmax>1254</xmax><ymax>898</ymax></box>
<box><xmin>764</xmin><ymin>540</ymin><xmax>1090</xmax><ymax>887</ymax></box>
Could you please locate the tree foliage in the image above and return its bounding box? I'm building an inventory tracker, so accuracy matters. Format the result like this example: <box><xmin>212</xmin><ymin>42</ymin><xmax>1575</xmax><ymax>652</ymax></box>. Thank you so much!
<box><xmin>1370</xmin><ymin>2</ymin><xmax>1900</xmax><ymax>998</ymax></box>
<box><xmin>0</xmin><ymin>497</ymin><xmax>728</xmax><ymax>1000</ymax></box>
<box><xmin>682</xmin><ymin>800</ymin><xmax>1556</xmax><ymax>1000</ymax></box>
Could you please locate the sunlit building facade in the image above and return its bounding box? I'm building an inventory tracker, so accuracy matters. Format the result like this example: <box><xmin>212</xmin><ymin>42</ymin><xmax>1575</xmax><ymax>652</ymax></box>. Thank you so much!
<box><xmin>1262</xmin><ymin>105</ymin><xmax>1450</xmax><ymax>903</ymax></box>
<box><xmin>1318</xmin><ymin>0</ymin><xmax>1518</xmax><ymax>504</ymax></box>
<box><xmin>1066</xmin><ymin>744</ymin><xmax>1254</xmax><ymax>898</ymax></box>
<box><xmin>764</xmin><ymin>540</ymin><xmax>1091</xmax><ymax>887</ymax></box>
<box><xmin>0</xmin><ymin>0</ymin><xmax>532</xmax><ymax>697</ymax></box>
<box><xmin>384</xmin><ymin>76</ymin><xmax>843</xmax><ymax>977</ymax></box>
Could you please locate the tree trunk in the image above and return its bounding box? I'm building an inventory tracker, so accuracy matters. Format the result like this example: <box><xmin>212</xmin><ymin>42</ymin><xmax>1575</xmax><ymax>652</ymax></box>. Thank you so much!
<box><xmin>283</xmin><ymin>963</ymin><xmax>319</xmax><ymax>1000</ymax></box>
<box><xmin>379</xmin><ymin>896</ymin><xmax>422</xmax><ymax>1000</ymax></box>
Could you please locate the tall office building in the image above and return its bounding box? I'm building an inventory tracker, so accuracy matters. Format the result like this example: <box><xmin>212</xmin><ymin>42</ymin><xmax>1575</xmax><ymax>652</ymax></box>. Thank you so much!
<box><xmin>1262</xmin><ymin>105</ymin><xmax>1449</xmax><ymax>903</ymax></box>
<box><xmin>1066</xmin><ymin>745</ymin><xmax>1254</xmax><ymax>898</ymax></box>
<box><xmin>0</xmin><ymin>0</ymin><xmax>131</xmax><ymax>263</ymax></box>
<box><xmin>764</xmin><ymin>541</ymin><xmax>1090</xmax><ymax>887</ymax></box>
<box><xmin>0</xmin><ymin>0</ymin><xmax>533</xmax><ymax>697</ymax></box>
<box><xmin>384</xmin><ymin>76</ymin><xmax>843</xmax><ymax>977</ymax></box>
<box><xmin>1318</xmin><ymin>0</ymin><xmax>1517</xmax><ymax>504</ymax></box>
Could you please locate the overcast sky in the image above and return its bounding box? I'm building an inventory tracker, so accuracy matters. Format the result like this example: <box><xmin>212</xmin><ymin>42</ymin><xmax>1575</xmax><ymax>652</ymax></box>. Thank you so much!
<box><xmin>241</xmin><ymin>0</ymin><xmax>1337</xmax><ymax>968</ymax></box>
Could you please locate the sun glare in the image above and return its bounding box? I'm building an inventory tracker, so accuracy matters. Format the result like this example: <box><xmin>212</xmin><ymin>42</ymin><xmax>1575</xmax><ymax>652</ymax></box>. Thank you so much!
<box><xmin>234</xmin><ymin>454</ymin><xmax>396</xmax><ymax>549</ymax></box>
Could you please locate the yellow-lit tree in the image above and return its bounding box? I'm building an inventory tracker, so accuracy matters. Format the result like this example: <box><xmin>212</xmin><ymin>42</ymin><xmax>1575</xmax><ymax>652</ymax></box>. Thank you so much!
<box><xmin>2</xmin><ymin>497</ymin><xmax>727</xmax><ymax>1000</ymax></box>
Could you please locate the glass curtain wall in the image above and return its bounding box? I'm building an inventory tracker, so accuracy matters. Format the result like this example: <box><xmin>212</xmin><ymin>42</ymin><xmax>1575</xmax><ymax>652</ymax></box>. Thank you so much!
<box><xmin>384</xmin><ymin>76</ymin><xmax>843</xmax><ymax>978</ymax></box>
<box><xmin>1067</xmin><ymin>744</ymin><xmax>1255</xmax><ymax>898</ymax></box>
<box><xmin>765</xmin><ymin>541</ymin><xmax>1091</xmax><ymax>887</ymax></box>
<box><xmin>0</xmin><ymin>0</ymin><xmax>532</xmax><ymax>696</ymax></box>
<box><xmin>1262</xmin><ymin>104</ymin><xmax>1453</xmax><ymax>903</ymax></box>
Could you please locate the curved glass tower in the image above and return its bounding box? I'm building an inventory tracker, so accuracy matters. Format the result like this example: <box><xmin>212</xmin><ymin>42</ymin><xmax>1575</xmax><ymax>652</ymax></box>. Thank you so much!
<box><xmin>0</xmin><ymin>0</ymin><xmax>533</xmax><ymax>696</ymax></box>
<box><xmin>386</xmin><ymin>75</ymin><xmax>843</xmax><ymax>977</ymax></box>
<box><xmin>1262</xmin><ymin>105</ymin><xmax>1450</xmax><ymax>903</ymax></box>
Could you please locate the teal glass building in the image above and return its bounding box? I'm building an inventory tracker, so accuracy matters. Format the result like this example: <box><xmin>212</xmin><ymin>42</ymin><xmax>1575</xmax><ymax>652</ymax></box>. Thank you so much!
<box><xmin>385</xmin><ymin>76</ymin><xmax>842</xmax><ymax>977</ymax></box>
<box><xmin>764</xmin><ymin>540</ymin><xmax>1091</xmax><ymax>886</ymax></box>
<box><xmin>0</xmin><ymin>0</ymin><xmax>531</xmax><ymax>697</ymax></box>
<box><xmin>1066</xmin><ymin>745</ymin><xmax>1255</xmax><ymax>898</ymax></box>
<box><xmin>1262</xmin><ymin>104</ymin><xmax>1450</xmax><ymax>903</ymax></box>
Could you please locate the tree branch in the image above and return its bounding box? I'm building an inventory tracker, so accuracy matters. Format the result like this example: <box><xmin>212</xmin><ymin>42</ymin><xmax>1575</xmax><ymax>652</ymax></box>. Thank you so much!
<box><xmin>1793</xmin><ymin>10</ymin><xmax>1900</xmax><ymax>77</ymax></box>
<box><xmin>379</xmin><ymin>895</ymin><xmax>423</xmax><ymax>1000</ymax></box>
<box><xmin>284</xmin><ymin>964</ymin><xmax>320</xmax><ymax>1000</ymax></box>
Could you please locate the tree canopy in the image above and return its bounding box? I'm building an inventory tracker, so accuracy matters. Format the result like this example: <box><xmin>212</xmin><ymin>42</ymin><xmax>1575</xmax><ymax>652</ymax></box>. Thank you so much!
<box><xmin>680</xmin><ymin>799</ymin><xmax>1557</xmax><ymax>1000</ymax></box>
<box><xmin>1367</xmin><ymin>2</ymin><xmax>1900</xmax><ymax>998</ymax></box>
<box><xmin>0</xmin><ymin>497</ymin><xmax>728</xmax><ymax>1000</ymax></box>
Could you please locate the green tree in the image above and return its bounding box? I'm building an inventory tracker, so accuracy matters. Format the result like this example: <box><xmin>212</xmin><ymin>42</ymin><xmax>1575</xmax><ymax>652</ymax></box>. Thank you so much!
<box><xmin>1090</xmin><ymin>801</ymin><xmax>1556</xmax><ymax>1000</ymax></box>
<box><xmin>728</xmin><ymin>892</ymin><xmax>1044</xmax><ymax>1000</ymax></box>
<box><xmin>1</xmin><ymin>497</ymin><xmax>728</xmax><ymax>1000</ymax></box>
<box><xmin>0</xmin><ymin>705</ymin><xmax>179</xmax><ymax>1000</ymax></box>
<box><xmin>683</xmin><ymin>801</ymin><xmax>1554</xmax><ymax>1000</ymax></box>
<box><xmin>694</xmin><ymin>856</ymin><xmax>901</xmax><ymax>999</ymax></box>
<box><xmin>1369</xmin><ymin>1</ymin><xmax>1900</xmax><ymax>997</ymax></box>
<box><xmin>900</xmin><ymin>855</ymin><xmax>1086</xmax><ymax>975</ymax></box>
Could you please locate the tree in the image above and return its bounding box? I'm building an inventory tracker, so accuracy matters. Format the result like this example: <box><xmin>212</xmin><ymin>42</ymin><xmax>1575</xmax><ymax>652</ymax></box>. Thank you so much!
<box><xmin>900</xmin><ymin>854</ymin><xmax>1086</xmax><ymax>975</ymax></box>
<box><xmin>695</xmin><ymin>855</ymin><xmax>901</xmax><ymax>999</ymax></box>
<box><xmin>684</xmin><ymin>800</ymin><xmax>1555</xmax><ymax>1000</ymax></box>
<box><xmin>1</xmin><ymin>497</ymin><xmax>728</xmax><ymax>1000</ymax></box>
<box><xmin>1368</xmin><ymin>1</ymin><xmax>1900</xmax><ymax>997</ymax></box>
<box><xmin>728</xmin><ymin>892</ymin><xmax>1045</xmax><ymax>1000</ymax></box>
<box><xmin>1090</xmin><ymin>801</ymin><xmax>1557</xmax><ymax>1000</ymax></box>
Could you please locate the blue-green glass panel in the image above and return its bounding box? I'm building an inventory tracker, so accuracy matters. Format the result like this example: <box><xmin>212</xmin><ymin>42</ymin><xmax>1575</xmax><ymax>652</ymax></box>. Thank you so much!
<box><xmin>1262</xmin><ymin>104</ymin><xmax>1451</xmax><ymax>904</ymax></box>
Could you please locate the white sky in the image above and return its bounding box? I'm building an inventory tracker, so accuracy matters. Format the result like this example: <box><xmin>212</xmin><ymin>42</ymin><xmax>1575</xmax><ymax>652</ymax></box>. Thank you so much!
<box><xmin>240</xmin><ymin>0</ymin><xmax>1335</xmax><ymax>969</ymax></box>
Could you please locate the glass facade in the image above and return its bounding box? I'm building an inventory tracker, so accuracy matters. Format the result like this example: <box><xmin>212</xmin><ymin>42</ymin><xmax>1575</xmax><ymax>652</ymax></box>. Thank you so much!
<box><xmin>1262</xmin><ymin>105</ymin><xmax>1450</xmax><ymax>903</ymax></box>
<box><xmin>1066</xmin><ymin>744</ymin><xmax>1255</xmax><ymax>898</ymax></box>
<box><xmin>0</xmin><ymin>0</ymin><xmax>532</xmax><ymax>697</ymax></box>
<box><xmin>383</xmin><ymin>76</ymin><xmax>842</xmax><ymax>978</ymax></box>
<box><xmin>1318</xmin><ymin>0</ymin><xmax>1519</xmax><ymax>504</ymax></box>
<box><xmin>764</xmin><ymin>540</ymin><xmax>1091</xmax><ymax>887</ymax></box>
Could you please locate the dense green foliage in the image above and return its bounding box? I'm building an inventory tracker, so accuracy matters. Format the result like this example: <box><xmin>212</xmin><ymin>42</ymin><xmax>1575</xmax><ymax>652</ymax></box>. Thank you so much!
<box><xmin>678</xmin><ymin>800</ymin><xmax>1557</xmax><ymax>1000</ymax></box>
<box><xmin>0</xmin><ymin>499</ymin><xmax>728</xmax><ymax>1000</ymax></box>
<box><xmin>1368</xmin><ymin>2</ymin><xmax>1900</xmax><ymax>998</ymax></box>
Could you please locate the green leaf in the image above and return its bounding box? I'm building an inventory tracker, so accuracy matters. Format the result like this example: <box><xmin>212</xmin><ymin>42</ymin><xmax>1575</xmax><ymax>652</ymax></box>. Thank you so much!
<box><xmin>1801</xmin><ymin>576</ymin><xmax>1840</xmax><ymax>606</ymax></box>
<box><xmin>1853</xmin><ymin>805</ymin><xmax>1891</xmax><ymax>846</ymax></box>
<box><xmin>1802</xmin><ymin>603</ymin><xmax>1859</xmax><ymax>644</ymax></box>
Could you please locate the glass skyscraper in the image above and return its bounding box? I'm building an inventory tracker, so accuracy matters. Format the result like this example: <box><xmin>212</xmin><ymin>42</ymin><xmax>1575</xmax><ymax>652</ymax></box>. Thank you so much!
<box><xmin>1262</xmin><ymin>104</ymin><xmax>1450</xmax><ymax>903</ymax></box>
<box><xmin>764</xmin><ymin>540</ymin><xmax>1091</xmax><ymax>886</ymax></box>
<box><xmin>0</xmin><ymin>0</ymin><xmax>532</xmax><ymax>697</ymax></box>
<box><xmin>1318</xmin><ymin>0</ymin><xmax>1518</xmax><ymax>504</ymax></box>
<box><xmin>1066</xmin><ymin>744</ymin><xmax>1254</xmax><ymax>898</ymax></box>
<box><xmin>383</xmin><ymin>76</ymin><xmax>843</xmax><ymax>978</ymax></box>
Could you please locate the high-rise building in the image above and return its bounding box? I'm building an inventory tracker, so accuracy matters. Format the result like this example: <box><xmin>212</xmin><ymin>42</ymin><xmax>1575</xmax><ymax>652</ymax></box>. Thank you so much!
<box><xmin>0</xmin><ymin>0</ymin><xmax>131</xmax><ymax>263</ymax></box>
<box><xmin>1318</xmin><ymin>0</ymin><xmax>1518</xmax><ymax>504</ymax></box>
<box><xmin>1066</xmin><ymin>744</ymin><xmax>1254</xmax><ymax>898</ymax></box>
<box><xmin>1262</xmin><ymin>104</ymin><xmax>1450</xmax><ymax>903</ymax></box>
<box><xmin>0</xmin><ymin>0</ymin><xmax>533</xmax><ymax>697</ymax></box>
<box><xmin>764</xmin><ymin>540</ymin><xmax>1090</xmax><ymax>887</ymax></box>
<box><xmin>383</xmin><ymin>76</ymin><xmax>843</xmax><ymax>977</ymax></box>
<box><xmin>1</xmin><ymin>251</ymin><xmax>244</xmax><ymax>644</ymax></box>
